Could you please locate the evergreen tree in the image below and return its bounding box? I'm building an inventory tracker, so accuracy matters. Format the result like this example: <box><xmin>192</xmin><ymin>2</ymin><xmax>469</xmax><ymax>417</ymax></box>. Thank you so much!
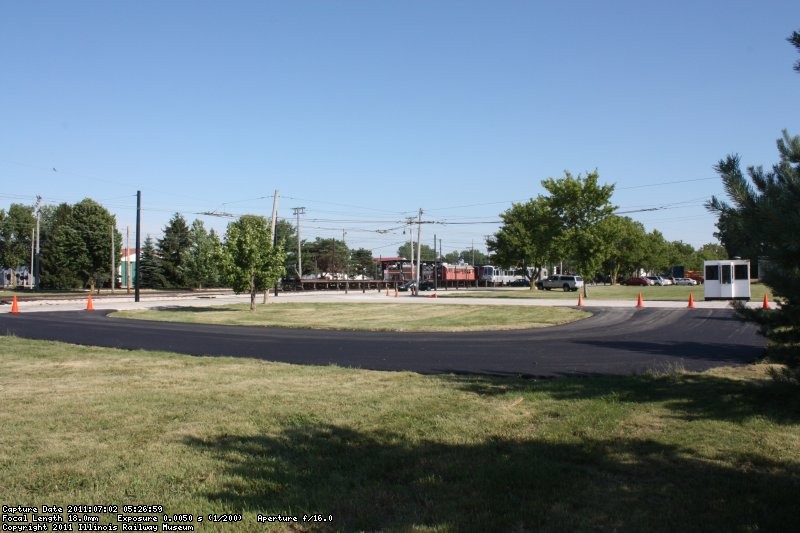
<box><xmin>39</xmin><ymin>203</ymin><xmax>82</xmax><ymax>288</ymax></box>
<box><xmin>138</xmin><ymin>236</ymin><xmax>165</xmax><ymax>289</ymax></box>
<box><xmin>157</xmin><ymin>213</ymin><xmax>191</xmax><ymax>287</ymax></box>
<box><xmin>708</xmin><ymin>131</ymin><xmax>800</xmax><ymax>375</ymax></box>
<box><xmin>706</xmin><ymin>31</ymin><xmax>800</xmax><ymax>376</ymax></box>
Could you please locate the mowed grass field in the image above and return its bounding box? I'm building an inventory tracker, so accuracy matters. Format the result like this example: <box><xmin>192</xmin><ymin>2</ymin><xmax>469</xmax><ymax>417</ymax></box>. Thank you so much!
<box><xmin>113</xmin><ymin>303</ymin><xmax>590</xmax><ymax>331</ymax></box>
<box><xmin>439</xmin><ymin>282</ymin><xmax>773</xmax><ymax>302</ymax></box>
<box><xmin>2</xmin><ymin>336</ymin><xmax>799</xmax><ymax>532</ymax></box>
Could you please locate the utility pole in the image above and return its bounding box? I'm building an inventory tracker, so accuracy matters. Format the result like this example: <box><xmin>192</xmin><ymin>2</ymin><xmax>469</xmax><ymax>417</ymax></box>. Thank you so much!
<box><xmin>135</xmin><ymin>191</ymin><xmax>141</xmax><ymax>302</ymax></box>
<box><xmin>342</xmin><ymin>229</ymin><xmax>347</xmax><ymax>280</ymax></box>
<box><xmin>292</xmin><ymin>207</ymin><xmax>305</xmax><ymax>280</ymax></box>
<box><xmin>29</xmin><ymin>227</ymin><xmax>34</xmax><ymax>289</ymax></box>
<box><xmin>406</xmin><ymin>217</ymin><xmax>414</xmax><ymax>282</ymax></box>
<box><xmin>433</xmin><ymin>234</ymin><xmax>437</xmax><ymax>290</ymax></box>
<box><xmin>415</xmin><ymin>208</ymin><xmax>423</xmax><ymax>292</ymax></box>
<box><xmin>126</xmin><ymin>226</ymin><xmax>131</xmax><ymax>294</ymax></box>
<box><xmin>269</xmin><ymin>190</ymin><xmax>279</xmax><ymax>300</ymax></box>
<box><xmin>110</xmin><ymin>226</ymin><xmax>115</xmax><ymax>294</ymax></box>
<box><xmin>270</xmin><ymin>190</ymin><xmax>279</xmax><ymax>244</ymax></box>
<box><xmin>33</xmin><ymin>195</ymin><xmax>41</xmax><ymax>290</ymax></box>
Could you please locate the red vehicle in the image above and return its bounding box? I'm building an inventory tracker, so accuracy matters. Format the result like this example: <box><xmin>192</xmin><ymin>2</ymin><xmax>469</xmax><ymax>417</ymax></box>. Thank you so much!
<box><xmin>621</xmin><ymin>277</ymin><xmax>649</xmax><ymax>286</ymax></box>
<box><xmin>438</xmin><ymin>264</ymin><xmax>476</xmax><ymax>282</ymax></box>
<box><xmin>435</xmin><ymin>263</ymin><xmax>477</xmax><ymax>288</ymax></box>
<box><xmin>685</xmin><ymin>270</ymin><xmax>705</xmax><ymax>284</ymax></box>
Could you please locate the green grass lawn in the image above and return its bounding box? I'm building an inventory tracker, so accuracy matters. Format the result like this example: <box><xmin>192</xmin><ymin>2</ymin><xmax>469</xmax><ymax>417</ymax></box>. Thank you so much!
<box><xmin>113</xmin><ymin>303</ymin><xmax>590</xmax><ymax>331</ymax></box>
<box><xmin>440</xmin><ymin>282</ymin><xmax>774</xmax><ymax>302</ymax></box>
<box><xmin>1</xmin><ymin>336</ymin><xmax>798</xmax><ymax>532</ymax></box>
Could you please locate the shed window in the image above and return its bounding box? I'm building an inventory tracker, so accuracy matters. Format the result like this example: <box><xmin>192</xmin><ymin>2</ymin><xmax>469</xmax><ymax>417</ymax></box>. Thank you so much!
<box><xmin>734</xmin><ymin>264</ymin><xmax>749</xmax><ymax>280</ymax></box>
<box><xmin>705</xmin><ymin>265</ymin><xmax>720</xmax><ymax>281</ymax></box>
<box><xmin>721</xmin><ymin>265</ymin><xmax>732</xmax><ymax>284</ymax></box>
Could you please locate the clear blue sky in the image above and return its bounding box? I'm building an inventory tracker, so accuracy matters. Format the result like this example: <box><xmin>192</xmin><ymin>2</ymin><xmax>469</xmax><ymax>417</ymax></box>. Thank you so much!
<box><xmin>2</xmin><ymin>1</ymin><xmax>798</xmax><ymax>258</ymax></box>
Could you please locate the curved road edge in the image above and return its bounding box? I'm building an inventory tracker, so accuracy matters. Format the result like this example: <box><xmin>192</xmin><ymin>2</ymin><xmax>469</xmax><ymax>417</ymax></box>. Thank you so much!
<box><xmin>0</xmin><ymin>306</ymin><xmax>766</xmax><ymax>378</ymax></box>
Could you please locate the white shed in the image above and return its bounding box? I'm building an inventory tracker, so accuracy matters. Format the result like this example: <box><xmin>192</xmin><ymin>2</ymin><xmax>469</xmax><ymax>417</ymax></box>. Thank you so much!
<box><xmin>703</xmin><ymin>259</ymin><xmax>751</xmax><ymax>301</ymax></box>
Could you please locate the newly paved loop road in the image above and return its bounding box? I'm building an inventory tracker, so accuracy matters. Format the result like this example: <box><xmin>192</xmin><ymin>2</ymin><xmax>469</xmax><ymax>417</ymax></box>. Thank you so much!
<box><xmin>0</xmin><ymin>292</ymin><xmax>765</xmax><ymax>377</ymax></box>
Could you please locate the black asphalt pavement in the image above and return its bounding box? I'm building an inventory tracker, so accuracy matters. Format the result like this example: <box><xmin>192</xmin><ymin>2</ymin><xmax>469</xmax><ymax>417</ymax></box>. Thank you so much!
<box><xmin>0</xmin><ymin>307</ymin><xmax>765</xmax><ymax>377</ymax></box>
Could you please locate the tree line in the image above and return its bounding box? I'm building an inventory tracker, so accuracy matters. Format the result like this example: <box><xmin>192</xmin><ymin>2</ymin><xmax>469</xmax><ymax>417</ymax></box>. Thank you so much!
<box><xmin>0</xmin><ymin>203</ymin><xmax>285</xmax><ymax>310</ymax></box>
<box><xmin>0</xmin><ymin>194</ymin><xmax>724</xmax><ymax>293</ymax></box>
<box><xmin>487</xmin><ymin>171</ymin><xmax>726</xmax><ymax>291</ymax></box>
<box><xmin>0</xmin><ymin>204</ymin><xmax>379</xmax><ymax>292</ymax></box>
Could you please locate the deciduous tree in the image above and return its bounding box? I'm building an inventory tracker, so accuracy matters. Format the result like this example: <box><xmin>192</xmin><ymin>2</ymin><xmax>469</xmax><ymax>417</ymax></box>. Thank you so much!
<box><xmin>598</xmin><ymin>216</ymin><xmax>648</xmax><ymax>283</ymax></box>
<box><xmin>0</xmin><ymin>204</ymin><xmax>35</xmax><ymax>272</ymax></box>
<box><xmin>545</xmin><ymin>171</ymin><xmax>616</xmax><ymax>294</ymax></box>
<box><xmin>40</xmin><ymin>199</ymin><xmax>119</xmax><ymax>290</ymax></box>
<box><xmin>181</xmin><ymin>220</ymin><xmax>223</xmax><ymax>289</ymax></box>
<box><xmin>223</xmin><ymin>215</ymin><xmax>286</xmax><ymax>310</ymax></box>
<box><xmin>488</xmin><ymin>197</ymin><xmax>561</xmax><ymax>284</ymax></box>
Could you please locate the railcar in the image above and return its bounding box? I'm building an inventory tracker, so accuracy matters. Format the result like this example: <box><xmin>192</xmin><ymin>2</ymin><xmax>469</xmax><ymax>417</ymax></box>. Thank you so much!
<box><xmin>478</xmin><ymin>265</ymin><xmax>517</xmax><ymax>286</ymax></box>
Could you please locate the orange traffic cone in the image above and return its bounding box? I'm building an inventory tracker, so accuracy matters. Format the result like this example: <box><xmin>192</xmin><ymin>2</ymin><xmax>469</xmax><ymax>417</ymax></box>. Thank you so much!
<box><xmin>687</xmin><ymin>293</ymin><xmax>695</xmax><ymax>309</ymax></box>
<box><xmin>636</xmin><ymin>292</ymin><xmax>644</xmax><ymax>308</ymax></box>
<box><xmin>577</xmin><ymin>293</ymin><xmax>584</xmax><ymax>307</ymax></box>
<box><xmin>86</xmin><ymin>294</ymin><xmax>95</xmax><ymax>311</ymax></box>
<box><xmin>762</xmin><ymin>294</ymin><xmax>770</xmax><ymax>310</ymax></box>
<box><xmin>10</xmin><ymin>295</ymin><xmax>19</xmax><ymax>314</ymax></box>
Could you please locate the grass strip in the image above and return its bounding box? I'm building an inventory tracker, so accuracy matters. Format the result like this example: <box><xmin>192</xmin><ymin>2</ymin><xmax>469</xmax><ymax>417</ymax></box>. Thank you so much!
<box><xmin>439</xmin><ymin>283</ymin><xmax>773</xmax><ymax>301</ymax></box>
<box><xmin>112</xmin><ymin>302</ymin><xmax>589</xmax><ymax>331</ymax></box>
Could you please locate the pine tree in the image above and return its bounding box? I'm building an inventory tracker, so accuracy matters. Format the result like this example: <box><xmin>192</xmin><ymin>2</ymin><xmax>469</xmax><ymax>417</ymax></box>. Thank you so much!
<box><xmin>709</xmin><ymin>132</ymin><xmax>800</xmax><ymax>375</ymax></box>
<box><xmin>706</xmin><ymin>31</ymin><xmax>800</xmax><ymax>377</ymax></box>
<box><xmin>157</xmin><ymin>213</ymin><xmax>191</xmax><ymax>288</ymax></box>
<box><xmin>138</xmin><ymin>236</ymin><xmax>165</xmax><ymax>289</ymax></box>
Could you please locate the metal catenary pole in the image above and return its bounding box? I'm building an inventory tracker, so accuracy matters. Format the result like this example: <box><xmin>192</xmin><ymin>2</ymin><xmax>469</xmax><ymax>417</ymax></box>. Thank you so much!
<box><xmin>135</xmin><ymin>190</ymin><xmax>141</xmax><ymax>302</ymax></box>
<box><xmin>292</xmin><ymin>207</ymin><xmax>305</xmax><ymax>281</ymax></box>
<box><xmin>415</xmin><ymin>208</ymin><xmax>423</xmax><ymax>294</ymax></box>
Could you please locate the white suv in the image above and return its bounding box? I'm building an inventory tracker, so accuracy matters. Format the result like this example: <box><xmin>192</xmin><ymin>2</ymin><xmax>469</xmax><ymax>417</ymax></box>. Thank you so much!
<box><xmin>536</xmin><ymin>275</ymin><xmax>585</xmax><ymax>292</ymax></box>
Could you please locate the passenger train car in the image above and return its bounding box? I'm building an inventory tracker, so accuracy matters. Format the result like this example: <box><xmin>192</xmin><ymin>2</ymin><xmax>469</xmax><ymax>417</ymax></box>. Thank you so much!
<box><xmin>478</xmin><ymin>265</ymin><xmax>518</xmax><ymax>286</ymax></box>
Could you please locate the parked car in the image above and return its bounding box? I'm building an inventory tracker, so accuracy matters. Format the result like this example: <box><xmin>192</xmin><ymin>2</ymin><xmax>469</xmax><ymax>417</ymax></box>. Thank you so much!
<box><xmin>645</xmin><ymin>276</ymin><xmax>668</xmax><ymax>286</ymax></box>
<box><xmin>688</xmin><ymin>274</ymin><xmax>705</xmax><ymax>284</ymax></box>
<box><xmin>673</xmin><ymin>277</ymin><xmax>698</xmax><ymax>286</ymax></box>
<box><xmin>621</xmin><ymin>277</ymin><xmax>650</xmax><ymax>286</ymax></box>
<box><xmin>418</xmin><ymin>280</ymin><xmax>435</xmax><ymax>291</ymax></box>
<box><xmin>398</xmin><ymin>279</ymin><xmax>435</xmax><ymax>292</ymax></box>
<box><xmin>508</xmin><ymin>278</ymin><xmax>530</xmax><ymax>287</ymax></box>
<box><xmin>535</xmin><ymin>274</ymin><xmax>584</xmax><ymax>292</ymax></box>
<box><xmin>398</xmin><ymin>280</ymin><xmax>415</xmax><ymax>292</ymax></box>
